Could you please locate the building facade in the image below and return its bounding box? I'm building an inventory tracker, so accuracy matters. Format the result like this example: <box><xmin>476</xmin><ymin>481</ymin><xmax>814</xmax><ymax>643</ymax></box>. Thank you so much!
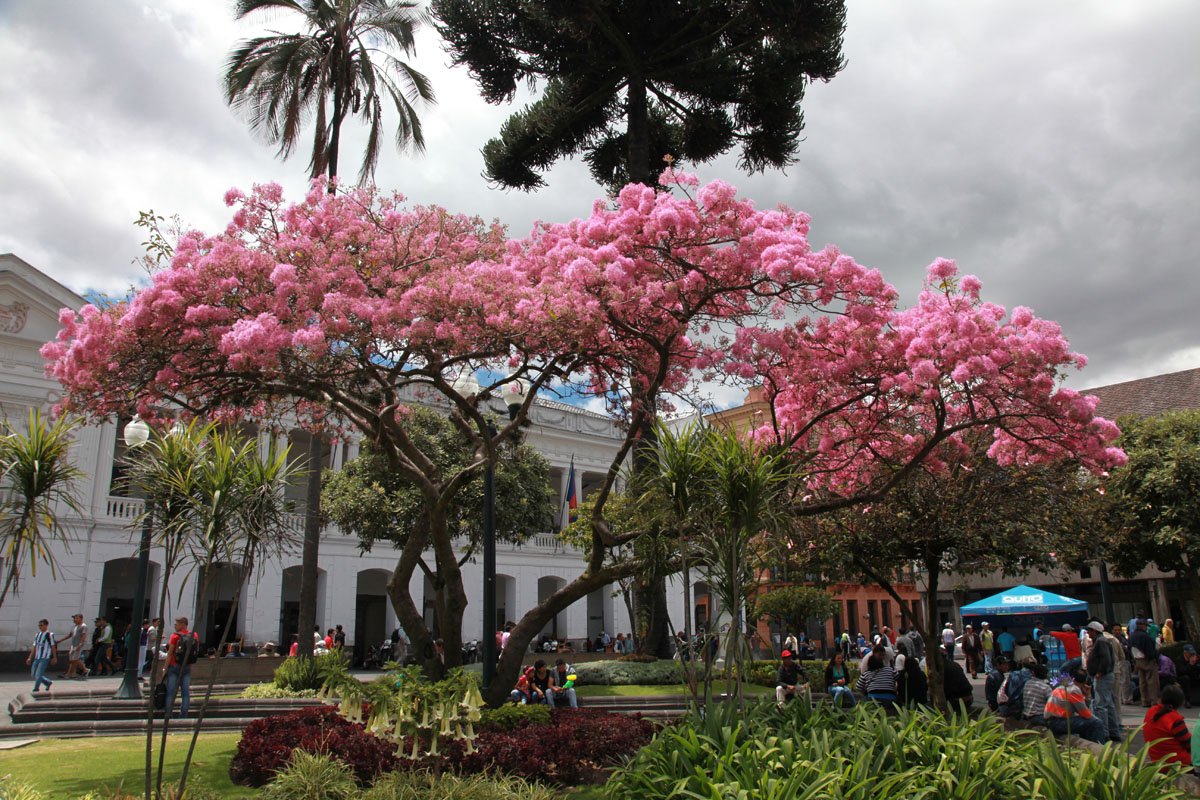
<box><xmin>0</xmin><ymin>254</ymin><xmax>632</xmax><ymax>664</ymax></box>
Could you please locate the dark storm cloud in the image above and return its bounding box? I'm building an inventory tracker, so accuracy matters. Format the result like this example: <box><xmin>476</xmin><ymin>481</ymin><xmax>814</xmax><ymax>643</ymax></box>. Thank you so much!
<box><xmin>0</xmin><ymin>0</ymin><xmax>1196</xmax><ymax>393</ymax></box>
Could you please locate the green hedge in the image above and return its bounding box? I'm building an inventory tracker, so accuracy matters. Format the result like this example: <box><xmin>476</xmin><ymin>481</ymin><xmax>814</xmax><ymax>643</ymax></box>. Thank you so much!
<box><xmin>736</xmin><ymin>660</ymin><xmax>861</xmax><ymax>694</ymax></box>
<box><xmin>572</xmin><ymin>659</ymin><xmax>683</xmax><ymax>685</ymax></box>
<box><xmin>479</xmin><ymin>704</ymin><xmax>551</xmax><ymax>728</ymax></box>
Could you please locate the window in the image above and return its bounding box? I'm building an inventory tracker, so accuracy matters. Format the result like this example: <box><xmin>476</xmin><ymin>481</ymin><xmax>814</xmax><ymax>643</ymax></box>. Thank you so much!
<box><xmin>846</xmin><ymin>600</ymin><xmax>858</xmax><ymax>635</ymax></box>
<box><xmin>881</xmin><ymin>599</ymin><xmax>891</xmax><ymax>629</ymax></box>
<box><xmin>867</xmin><ymin>600</ymin><xmax>878</xmax><ymax>631</ymax></box>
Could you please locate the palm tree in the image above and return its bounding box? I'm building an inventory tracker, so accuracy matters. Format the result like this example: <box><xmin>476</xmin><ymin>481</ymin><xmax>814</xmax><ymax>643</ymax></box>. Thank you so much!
<box><xmin>0</xmin><ymin>410</ymin><xmax>84</xmax><ymax>610</ymax></box>
<box><xmin>224</xmin><ymin>0</ymin><xmax>436</xmax><ymax>184</ymax></box>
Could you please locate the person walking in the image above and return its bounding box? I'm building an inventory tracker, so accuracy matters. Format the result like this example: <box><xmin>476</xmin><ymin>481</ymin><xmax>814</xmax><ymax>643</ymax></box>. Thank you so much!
<box><xmin>980</xmin><ymin>623</ymin><xmax>995</xmax><ymax>673</ymax></box>
<box><xmin>1109</xmin><ymin>622</ymin><xmax>1135</xmax><ymax>705</ymax></box>
<box><xmin>59</xmin><ymin>614</ymin><xmax>88</xmax><ymax>680</ymax></box>
<box><xmin>1131</xmin><ymin>618</ymin><xmax>1161</xmax><ymax>707</ymax></box>
<box><xmin>164</xmin><ymin>617</ymin><xmax>199</xmax><ymax>719</ymax></box>
<box><xmin>1085</xmin><ymin>621</ymin><xmax>1121</xmax><ymax>743</ymax></box>
<box><xmin>961</xmin><ymin>624</ymin><xmax>983</xmax><ymax>679</ymax></box>
<box><xmin>26</xmin><ymin>618</ymin><xmax>57</xmax><ymax>692</ymax></box>
<box><xmin>941</xmin><ymin>622</ymin><xmax>956</xmax><ymax>658</ymax></box>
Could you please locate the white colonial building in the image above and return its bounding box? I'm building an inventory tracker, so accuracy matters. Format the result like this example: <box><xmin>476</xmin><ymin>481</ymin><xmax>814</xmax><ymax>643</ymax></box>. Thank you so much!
<box><xmin>0</xmin><ymin>253</ymin><xmax>635</xmax><ymax>664</ymax></box>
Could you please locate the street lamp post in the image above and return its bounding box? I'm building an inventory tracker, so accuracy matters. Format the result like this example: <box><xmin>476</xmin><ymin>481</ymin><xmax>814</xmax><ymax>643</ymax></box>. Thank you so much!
<box><xmin>457</xmin><ymin>374</ymin><xmax>527</xmax><ymax>693</ymax></box>
<box><xmin>113</xmin><ymin>416</ymin><xmax>152</xmax><ymax>700</ymax></box>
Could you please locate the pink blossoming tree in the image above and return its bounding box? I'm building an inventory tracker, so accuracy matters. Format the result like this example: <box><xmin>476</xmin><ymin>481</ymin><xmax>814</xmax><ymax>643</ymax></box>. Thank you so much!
<box><xmin>43</xmin><ymin>172</ymin><xmax>1124</xmax><ymax>706</ymax></box>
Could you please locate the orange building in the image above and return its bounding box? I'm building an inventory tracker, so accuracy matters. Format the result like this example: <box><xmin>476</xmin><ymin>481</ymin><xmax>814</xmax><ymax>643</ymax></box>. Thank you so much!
<box><xmin>706</xmin><ymin>387</ymin><xmax>923</xmax><ymax>654</ymax></box>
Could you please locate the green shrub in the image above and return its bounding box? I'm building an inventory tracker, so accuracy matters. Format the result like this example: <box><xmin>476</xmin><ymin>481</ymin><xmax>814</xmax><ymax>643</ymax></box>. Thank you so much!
<box><xmin>606</xmin><ymin>701</ymin><xmax>1188</xmax><ymax>800</ymax></box>
<box><xmin>0</xmin><ymin>776</ymin><xmax>45</xmax><ymax>800</ymax></box>
<box><xmin>572</xmin><ymin>659</ymin><xmax>682</xmax><ymax>685</ymax></box>
<box><xmin>480</xmin><ymin>703</ymin><xmax>551</xmax><ymax>728</ymax></box>
<box><xmin>262</xmin><ymin>751</ymin><xmax>357</xmax><ymax>800</ymax></box>
<box><xmin>616</xmin><ymin>653</ymin><xmax>657</xmax><ymax>662</ymax></box>
<box><xmin>242</xmin><ymin>682</ymin><xmax>318</xmax><ymax>698</ymax></box>
<box><xmin>363</xmin><ymin>772</ymin><xmax>558</xmax><ymax>800</ymax></box>
<box><xmin>274</xmin><ymin>650</ymin><xmax>348</xmax><ymax>692</ymax></box>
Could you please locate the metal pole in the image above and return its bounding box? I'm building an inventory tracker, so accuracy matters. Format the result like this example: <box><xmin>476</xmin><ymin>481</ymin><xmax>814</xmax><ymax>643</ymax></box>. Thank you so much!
<box><xmin>1099</xmin><ymin>561</ymin><xmax>1116</xmax><ymax>625</ymax></box>
<box><xmin>114</xmin><ymin>501</ymin><xmax>153</xmax><ymax>699</ymax></box>
<box><xmin>481</xmin><ymin>420</ymin><xmax>498</xmax><ymax>692</ymax></box>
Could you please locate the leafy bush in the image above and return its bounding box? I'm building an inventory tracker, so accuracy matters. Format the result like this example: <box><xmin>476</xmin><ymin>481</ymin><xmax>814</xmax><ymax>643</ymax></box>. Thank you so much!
<box><xmin>232</xmin><ymin>705</ymin><xmax>397</xmax><ymax>787</ymax></box>
<box><xmin>0</xmin><ymin>776</ymin><xmax>44</xmax><ymax>800</ymax></box>
<box><xmin>363</xmin><ymin>772</ymin><xmax>558</xmax><ymax>800</ymax></box>
<box><xmin>606</xmin><ymin>701</ymin><xmax>1188</xmax><ymax>800</ymax></box>
<box><xmin>479</xmin><ymin>703</ymin><xmax>551</xmax><ymax>729</ymax></box>
<box><xmin>274</xmin><ymin>650</ymin><xmax>349</xmax><ymax>692</ymax></box>
<box><xmin>572</xmin><ymin>659</ymin><xmax>682</xmax><ymax>685</ymax></box>
<box><xmin>262</xmin><ymin>751</ymin><xmax>357</xmax><ymax>800</ymax></box>
<box><xmin>243</xmin><ymin>682</ymin><xmax>319</xmax><ymax>699</ymax></box>
<box><xmin>616</xmin><ymin>653</ymin><xmax>657</xmax><ymax>662</ymax></box>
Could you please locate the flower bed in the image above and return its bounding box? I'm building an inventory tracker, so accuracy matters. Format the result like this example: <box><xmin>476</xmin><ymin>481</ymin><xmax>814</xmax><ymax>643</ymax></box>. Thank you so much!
<box><xmin>232</xmin><ymin>705</ymin><xmax>654</xmax><ymax>788</ymax></box>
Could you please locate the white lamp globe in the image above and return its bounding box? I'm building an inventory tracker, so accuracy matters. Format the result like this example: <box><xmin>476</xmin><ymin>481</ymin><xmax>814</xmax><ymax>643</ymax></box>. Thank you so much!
<box><xmin>503</xmin><ymin>378</ymin><xmax>528</xmax><ymax>411</ymax></box>
<box><xmin>123</xmin><ymin>416</ymin><xmax>151</xmax><ymax>448</ymax></box>
<box><xmin>451</xmin><ymin>371</ymin><xmax>480</xmax><ymax>398</ymax></box>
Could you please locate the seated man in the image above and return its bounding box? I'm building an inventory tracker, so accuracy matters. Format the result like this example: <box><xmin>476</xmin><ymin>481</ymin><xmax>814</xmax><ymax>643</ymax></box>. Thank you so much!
<box><xmin>943</xmin><ymin>649</ymin><xmax>975</xmax><ymax>710</ymax></box>
<box><xmin>1176</xmin><ymin>645</ymin><xmax>1200</xmax><ymax>707</ymax></box>
<box><xmin>775</xmin><ymin>649</ymin><xmax>809</xmax><ymax>705</ymax></box>
<box><xmin>984</xmin><ymin>656</ymin><xmax>1011</xmax><ymax>712</ymax></box>
<box><xmin>1043</xmin><ymin>668</ymin><xmax>1107</xmax><ymax>744</ymax></box>
<box><xmin>551</xmin><ymin>658</ymin><xmax>580</xmax><ymax>709</ymax></box>
<box><xmin>1021</xmin><ymin>663</ymin><xmax>1053</xmax><ymax>725</ymax></box>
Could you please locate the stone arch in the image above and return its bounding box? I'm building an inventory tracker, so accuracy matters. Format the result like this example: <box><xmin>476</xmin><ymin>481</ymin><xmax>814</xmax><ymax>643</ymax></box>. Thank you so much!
<box><xmin>537</xmin><ymin>575</ymin><xmax>567</xmax><ymax>642</ymax></box>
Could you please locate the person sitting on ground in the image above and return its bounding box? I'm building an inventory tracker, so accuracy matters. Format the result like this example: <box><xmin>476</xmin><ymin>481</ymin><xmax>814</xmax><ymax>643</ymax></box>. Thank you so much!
<box><xmin>529</xmin><ymin>659</ymin><xmax>558</xmax><ymax>706</ymax></box>
<box><xmin>776</xmin><ymin>650</ymin><xmax>810</xmax><ymax>705</ymax></box>
<box><xmin>896</xmin><ymin>653</ymin><xmax>928</xmax><ymax>707</ymax></box>
<box><xmin>824</xmin><ymin>652</ymin><xmax>856</xmax><ymax>707</ymax></box>
<box><xmin>998</xmin><ymin>659</ymin><xmax>1033</xmax><ymax>719</ymax></box>
<box><xmin>985</xmin><ymin>656</ymin><xmax>1012</xmax><ymax>712</ymax></box>
<box><xmin>1159</xmin><ymin>651</ymin><xmax>1179</xmax><ymax>688</ymax></box>
<box><xmin>1021</xmin><ymin>663</ymin><xmax>1053</xmax><ymax>725</ymax></box>
<box><xmin>1043</xmin><ymin>668</ymin><xmax>1107</xmax><ymax>744</ymax></box>
<box><xmin>855</xmin><ymin>652</ymin><xmax>898</xmax><ymax>709</ymax></box>
<box><xmin>258</xmin><ymin>642</ymin><xmax>276</xmax><ymax>657</ymax></box>
<box><xmin>224</xmin><ymin>643</ymin><xmax>246</xmax><ymax>658</ymax></box>
<box><xmin>943</xmin><ymin>648</ymin><xmax>974</xmax><ymax>710</ymax></box>
<box><xmin>551</xmin><ymin>658</ymin><xmax>579</xmax><ymax>709</ymax></box>
<box><xmin>509</xmin><ymin>671</ymin><xmax>541</xmax><ymax>705</ymax></box>
<box><xmin>1177</xmin><ymin>645</ymin><xmax>1200</xmax><ymax>708</ymax></box>
<box><xmin>1144</xmin><ymin>684</ymin><xmax>1192</xmax><ymax>773</ymax></box>
<box><xmin>859</xmin><ymin>642</ymin><xmax>894</xmax><ymax>674</ymax></box>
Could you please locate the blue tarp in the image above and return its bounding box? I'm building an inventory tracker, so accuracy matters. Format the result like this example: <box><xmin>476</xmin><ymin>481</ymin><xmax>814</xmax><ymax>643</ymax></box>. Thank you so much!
<box><xmin>960</xmin><ymin>585</ymin><xmax>1088</xmax><ymax>616</ymax></box>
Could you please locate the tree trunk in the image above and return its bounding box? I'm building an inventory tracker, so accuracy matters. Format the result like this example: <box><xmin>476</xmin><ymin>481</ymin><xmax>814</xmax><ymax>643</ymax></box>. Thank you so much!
<box><xmin>1180</xmin><ymin>564</ymin><xmax>1200</xmax><ymax>645</ymax></box>
<box><xmin>626</xmin><ymin>74</ymin><xmax>650</xmax><ymax>185</ymax></box>
<box><xmin>297</xmin><ymin>434</ymin><xmax>325</xmax><ymax>659</ymax></box>
<box><xmin>923</xmin><ymin>564</ymin><xmax>947</xmax><ymax>710</ymax></box>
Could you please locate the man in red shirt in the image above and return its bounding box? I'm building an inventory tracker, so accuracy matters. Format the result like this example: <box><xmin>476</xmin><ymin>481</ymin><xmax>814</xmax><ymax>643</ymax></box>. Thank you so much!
<box><xmin>164</xmin><ymin>617</ymin><xmax>198</xmax><ymax>719</ymax></box>
<box><xmin>1049</xmin><ymin>624</ymin><xmax>1082</xmax><ymax>660</ymax></box>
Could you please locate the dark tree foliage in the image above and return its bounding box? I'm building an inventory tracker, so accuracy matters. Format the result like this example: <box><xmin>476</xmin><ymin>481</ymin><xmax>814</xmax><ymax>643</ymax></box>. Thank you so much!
<box><xmin>1097</xmin><ymin>411</ymin><xmax>1200</xmax><ymax>639</ymax></box>
<box><xmin>431</xmin><ymin>0</ymin><xmax>847</xmax><ymax>191</ymax></box>
<box><xmin>322</xmin><ymin>405</ymin><xmax>556</xmax><ymax>555</ymax></box>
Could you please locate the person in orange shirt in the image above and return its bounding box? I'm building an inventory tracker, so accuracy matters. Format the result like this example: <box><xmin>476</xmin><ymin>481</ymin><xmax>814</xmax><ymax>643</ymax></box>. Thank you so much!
<box><xmin>1043</xmin><ymin>668</ymin><xmax>1106</xmax><ymax>743</ymax></box>
<box><xmin>1049</xmin><ymin>624</ymin><xmax>1082</xmax><ymax>660</ymax></box>
<box><xmin>1143</xmin><ymin>685</ymin><xmax>1191</xmax><ymax>772</ymax></box>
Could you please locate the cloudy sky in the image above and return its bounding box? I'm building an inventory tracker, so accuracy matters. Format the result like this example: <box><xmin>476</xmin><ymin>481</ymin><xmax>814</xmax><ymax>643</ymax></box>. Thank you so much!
<box><xmin>1</xmin><ymin>0</ymin><xmax>1197</xmax><ymax>402</ymax></box>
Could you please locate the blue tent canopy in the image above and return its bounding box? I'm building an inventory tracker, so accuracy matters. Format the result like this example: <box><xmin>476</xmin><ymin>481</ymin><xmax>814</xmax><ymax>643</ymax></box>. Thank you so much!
<box><xmin>960</xmin><ymin>585</ymin><xmax>1088</xmax><ymax>617</ymax></box>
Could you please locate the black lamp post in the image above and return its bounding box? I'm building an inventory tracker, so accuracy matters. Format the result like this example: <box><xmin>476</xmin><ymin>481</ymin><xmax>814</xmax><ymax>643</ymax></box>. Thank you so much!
<box><xmin>455</xmin><ymin>373</ymin><xmax>527</xmax><ymax>692</ymax></box>
<box><xmin>113</xmin><ymin>416</ymin><xmax>152</xmax><ymax>700</ymax></box>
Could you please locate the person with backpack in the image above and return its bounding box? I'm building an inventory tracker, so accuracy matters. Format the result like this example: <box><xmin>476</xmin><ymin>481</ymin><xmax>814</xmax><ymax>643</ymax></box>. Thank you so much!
<box><xmin>164</xmin><ymin>616</ymin><xmax>199</xmax><ymax>718</ymax></box>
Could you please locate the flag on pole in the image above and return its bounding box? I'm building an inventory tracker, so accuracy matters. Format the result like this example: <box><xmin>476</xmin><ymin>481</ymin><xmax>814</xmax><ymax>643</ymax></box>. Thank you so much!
<box><xmin>567</xmin><ymin>457</ymin><xmax>578</xmax><ymax>524</ymax></box>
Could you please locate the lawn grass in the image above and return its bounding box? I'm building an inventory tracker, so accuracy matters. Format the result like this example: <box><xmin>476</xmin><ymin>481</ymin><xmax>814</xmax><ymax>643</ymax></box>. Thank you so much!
<box><xmin>576</xmin><ymin>682</ymin><xmax>769</xmax><ymax>697</ymax></box>
<box><xmin>0</xmin><ymin>733</ymin><xmax>255</xmax><ymax>800</ymax></box>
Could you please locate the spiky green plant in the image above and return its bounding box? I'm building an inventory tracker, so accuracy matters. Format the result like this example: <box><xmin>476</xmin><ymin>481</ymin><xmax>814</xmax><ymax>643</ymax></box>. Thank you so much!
<box><xmin>0</xmin><ymin>409</ymin><xmax>84</xmax><ymax>608</ymax></box>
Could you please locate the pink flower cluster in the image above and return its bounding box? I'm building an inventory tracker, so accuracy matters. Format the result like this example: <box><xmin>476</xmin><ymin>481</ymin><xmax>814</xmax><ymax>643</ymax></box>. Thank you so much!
<box><xmin>42</xmin><ymin>172</ymin><xmax>1124</xmax><ymax>483</ymax></box>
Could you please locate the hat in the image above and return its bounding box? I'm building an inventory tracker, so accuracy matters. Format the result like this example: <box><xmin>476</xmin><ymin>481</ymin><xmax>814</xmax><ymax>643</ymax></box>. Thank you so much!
<box><xmin>944</xmin><ymin>622</ymin><xmax>953</xmax><ymax>628</ymax></box>
<box><xmin>1135</xmin><ymin>618</ymin><xmax>1148</xmax><ymax>627</ymax></box>
<box><xmin>1086</xmin><ymin>621</ymin><xmax>1104</xmax><ymax>632</ymax></box>
<box><xmin>1185</xmin><ymin>645</ymin><xmax>1197</xmax><ymax>655</ymax></box>
<box><xmin>981</xmin><ymin>621</ymin><xmax>989</xmax><ymax>627</ymax></box>
<box><xmin>1061</xmin><ymin>624</ymin><xmax>1074</xmax><ymax>631</ymax></box>
<box><xmin>781</xmin><ymin>649</ymin><xmax>793</xmax><ymax>659</ymax></box>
